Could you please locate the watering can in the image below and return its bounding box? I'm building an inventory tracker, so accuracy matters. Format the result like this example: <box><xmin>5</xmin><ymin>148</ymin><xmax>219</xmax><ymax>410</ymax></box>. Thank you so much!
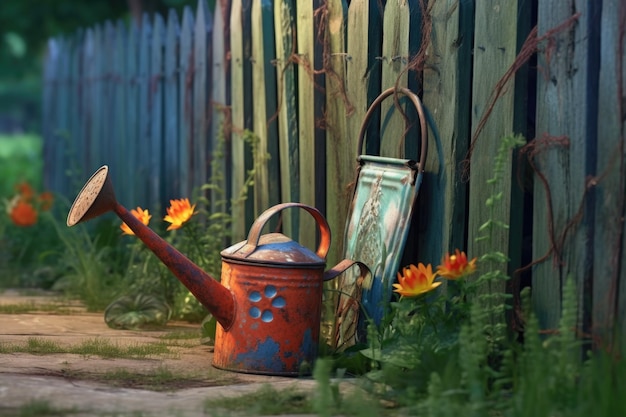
<box><xmin>66</xmin><ymin>166</ymin><xmax>369</xmax><ymax>375</ymax></box>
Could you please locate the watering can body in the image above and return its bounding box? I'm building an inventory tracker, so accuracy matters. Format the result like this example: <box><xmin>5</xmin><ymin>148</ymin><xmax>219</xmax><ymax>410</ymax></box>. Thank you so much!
<box><xmin>214</xmin><ymin>203</ymin><xmax>354</xmax><ymax>375</ymax></box>
<box><xmin>65</xmin><ymin>170</ymin><xmax>368</xmax><ymax>376</ymax></box>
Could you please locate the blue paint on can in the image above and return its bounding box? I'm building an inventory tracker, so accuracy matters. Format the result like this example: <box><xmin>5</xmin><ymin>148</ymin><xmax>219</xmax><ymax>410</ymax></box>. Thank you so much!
<box><xmin>235</xmin><ymin>337</ymin><xmax>281</xmax><ymax>371</ymax></box>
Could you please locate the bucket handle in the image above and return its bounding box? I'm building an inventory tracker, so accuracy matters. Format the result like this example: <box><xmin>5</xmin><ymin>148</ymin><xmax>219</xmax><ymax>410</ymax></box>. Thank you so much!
<box><xmin>237</xmin><ymin>202</ymin><xmax>331</xmax><ymax>260</ymax></box>
<box><xmin>357</xmin><ymin>86</ymin><xmax>428</xmax><ymax>172</ymax></box>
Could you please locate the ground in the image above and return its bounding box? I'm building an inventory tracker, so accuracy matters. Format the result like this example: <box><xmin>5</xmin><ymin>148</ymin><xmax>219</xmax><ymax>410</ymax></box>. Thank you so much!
<box><xmin>0</xmin><ymin>289</ymin><xmax>324</xmax><ymax>416</ymax></box>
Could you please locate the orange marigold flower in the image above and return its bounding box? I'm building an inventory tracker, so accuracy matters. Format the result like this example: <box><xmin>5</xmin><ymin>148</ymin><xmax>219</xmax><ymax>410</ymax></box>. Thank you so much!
<box><xmin>120</xmin><ymin>207</ymin><xmax>151</xmax><ymax>235</ymax></box>
<box><xmin>163</xmin><ymin>198</ymin><xmax>196</xmax><ymax>231</ymax></box>
<box><xmin>436</xmin><ymin>249</ymin><xmax>477</xmax><ymax>280</ymax></box>
<box><xmin>38</xmin><ymin>191</ymin><xmax>54</xmax><ymax>211</ymax></box>
<box><xmin>10</xmin><ymin>200</ymin><xmax>38</xmax><ymax>227</ymax></box>
<box><xmin>15</xmin><ymin>182</ymin><xmax>35</xmax><ymax>201</ymax></box>
<box><xmin>393</xmin><ymin>263</ymin><xmax>441</xmax><ymax>298</ymax></box>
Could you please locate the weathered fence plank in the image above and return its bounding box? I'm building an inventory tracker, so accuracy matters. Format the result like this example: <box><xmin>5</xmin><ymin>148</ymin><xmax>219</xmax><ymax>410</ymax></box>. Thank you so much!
<box><xmin>123</xmin><ymin>21</ymin><xmax>139</xmax><ymax>206</ymax></box>
<box><xmin>274</xmin><ymin>0</ymin><xmax>299</xmax><ymax>238</ymax></box>
<box><xmin>345</xmin><ymin>0</ymin><xmax>383</xmax><ymax>157</ymax></box>
<box><xmin>379</xmin><ymin>0</ymin><xmax>420</xmax><ymax>159</ymax></box>
<box><xmin>137</xmin><ymin>15</ymin><xmax>152</xmax><ymax>206</ymax></box>
<box><xmin>150</xmin><ymin>13</ymin><xmax>165</xmax><ymax>210</ymax></box>
<box><xmin>420</xmin><ymin>0</ymin><xmax>474</xmax><ymax>275</ymax></box>
<box><xmin>179</xmin><ymin>7</ymin><xmax>194</xmax><ymax>201</ymax></box>
<box><xmin>296</xmin><ymin>0</ymin><xmax>326</xmax><ymax>247</ymax></box>
<box><xmin>324</xmin><ymin>0</ymin><xmax>349</xmax><ymax>265</ymax></box>
<box><xmin>209</xmin><ymin>0</ymin><xmax>232</xmax><ymax>215</ymax></box>
<box><xmin>192</xmin><ymin>0</ymin><xmax>212</xmax><ymax>197</ymax></box>
<box><xmin>230</xmin><ymin>0</ymin><xmax>255</xmax><ymax>241</ymax></box>
<box><xmin>111</xmin><ymin>21</ymin><xmax>126</xmax><ymax>201</ymax></box>
<box><xmin>532</xmin><ymin>2</ymin><xmax>598</xmax><ymax>335</ymax></box>
<box><xmin>250</xmin><ymin>0</ymin><xmax>279</xmax><ymax>227</ymax></box>
<box><xmin>592</xmin><ymin>0</ymin><xmax>625</xmax><ymax>348</ymax></box>
<box><xmin>163</xmin><ymin>10</ymin><xmax>181</xmax><ymax>201</ymax></box>
<box><xmin>467</xmin><ymin>1</ymin><xmax>520</xmax><ymax>300</ymax></box>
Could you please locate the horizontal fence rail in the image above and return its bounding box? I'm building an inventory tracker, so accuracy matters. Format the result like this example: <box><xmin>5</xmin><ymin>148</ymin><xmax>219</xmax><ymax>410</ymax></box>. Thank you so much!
<box><xmin>43</xmin><ymin>0</ymin><xmax>625</xmax><ymax>349</ymax></box>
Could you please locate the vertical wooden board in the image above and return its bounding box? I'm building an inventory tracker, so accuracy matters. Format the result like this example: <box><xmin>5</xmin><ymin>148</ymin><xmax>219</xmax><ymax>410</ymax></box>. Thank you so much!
<box><xmin>193</xmin><ymin>0</ymin><xmax>212</xmax><ymax>197</ymax></box>
<box><xmin>324</xmin><ymin>0</ymin><xmax>349</xmax><ymax>266</ymax></box>
<box><xmin>112</xmin><ymin>20</ymin><xmax>128</xmax><ymax>198</ymax></box>
<box><xmin>379</xmin><ymin>0</ymin><xmax>418</xmax><ymax>158</ymax></box>
<box><xmin>420</xmin><ymin>0</ymin><xmax>473</xmax><ymax>275</ymax></box>
<box><xmin>179</xmin><ymin>7</ymin><xmax>194</xmax><ymax>201</ymax></box>
<box><xmin>230</xmin><ymin>0</ymin><xmax>246</xmax><ymax>239</ymax></box>
<box><xmin>532</xmin><ymin>1</ymin><xmax>597</xmax><ymax>333</ymax></box>
<box><xmin>137</xmin><ymin>14</ymin><xmax>152</xmax><ymax>206</ymax></box>
<box><xmin>274</xmin><ymin>0</ymin><xmax>299</xmax><ymax>239</ymax></box>
<box><xmin>91</xmin><ymin>25</ymin><xmax>104</xmax><ymax>173</ymax></box>
<box><xmin>49</xmin><ymin>38</ymin><xmax>65</xmax><ymax>193</ymax></box>
<box><xmin>230</xmin><ymin>0</ymin><xmax>255</xmax><ymax>241</ymax></box>
<box><xmin>150</xmin><ymin>13</ymin><xmax>165</xmax><ymax>210</ymax></box>
<box><xmin>164</xmin><ymin>10</ymin><xmax>181</xmax><ymax>201</ymax></box>
<box><xmin>251</xmin><ymin>0</ymin><xmax>280</xmax><ymax>223</ymax></box>
<box><xmin>81</xmin><ymin>28</ymin><xmax>95</xmax><ymax>178</ymax></box>
<box><xmin>124</xmin><ymin>21</ymin><xmax>139</xmax><ymax>206</ymax></box>
<box><xmin>345</xmin><ymin>0</ymin><xmax>383</xmax><ymax>158</ymax></box>
<box><xmin>296</xmin><ymin>0</ymin><xmax>319</xmax><ymax>249</ymax></box>
<box><xmin>102</xmin><ymin>22</ymin><xmax>116</xmax><ymax>178</ymax></box>
<box><xmin>593</xmin><ymin>0</ymin><xmax>625</xmax><ymax>347</ymax></box>
<box><xmin>331</xmin><ymin>0</ymin><xmax>383</xmax><ymax>350</ymax></box>
<box><xmin>90</xmin><ymin>25</ymin><xmax>103</xmax><ymax>173</ymax></box>
<box><xmin>467</xmin><ymin>1</ymin><xmax>518</xmax><ymax>297</ymax></box>
<box><xmin>68</xmin><ymin>30</ymin><xmax>86</xmax><ymax>193</ymax></box>
<box><xmin>42</xmin><ymin>38</ymin><xmax>60</xmax><ymax>192</ymax></box>
<box><xmin>210</xmin><ymin>0</ymin><xmax>232</xmax><ymax>214</ymax></box>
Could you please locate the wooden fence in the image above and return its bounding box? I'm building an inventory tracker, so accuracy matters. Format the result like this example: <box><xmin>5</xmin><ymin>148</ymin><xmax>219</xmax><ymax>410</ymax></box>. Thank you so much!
<box><xmin>42</xmin><ymin>0</ymin><xmax>625</xmax><ymax>349</ymax></box>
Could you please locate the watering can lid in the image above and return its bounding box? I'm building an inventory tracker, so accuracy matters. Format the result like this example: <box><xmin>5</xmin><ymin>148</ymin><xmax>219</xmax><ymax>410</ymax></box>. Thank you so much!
<box><xmin>221</xmin><ymin>233</ymin><xmax>325</xmax><ymax>267</ymax></box>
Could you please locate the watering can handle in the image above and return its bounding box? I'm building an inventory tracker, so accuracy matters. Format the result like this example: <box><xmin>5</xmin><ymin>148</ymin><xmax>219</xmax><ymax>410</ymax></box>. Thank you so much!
<box><xmin>240</xmin><ymin>202</ymin><xmax>331</xmax><ymax>260</ymax></box>
<box><xmin>357</xmin><ymin>86</ymin><xmax>428</xmax><ymax>171</ymax></box>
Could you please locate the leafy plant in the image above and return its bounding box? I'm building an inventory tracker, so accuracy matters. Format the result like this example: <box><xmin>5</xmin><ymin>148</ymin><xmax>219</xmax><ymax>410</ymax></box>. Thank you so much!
<box><xmin>104</xmin><ymin>293</ymin><xmax>171</xmax><ymax>330</ymax></box>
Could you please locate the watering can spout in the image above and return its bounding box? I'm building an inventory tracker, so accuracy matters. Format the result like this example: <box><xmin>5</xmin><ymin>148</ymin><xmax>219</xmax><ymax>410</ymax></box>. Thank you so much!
<box><xmin>66</xmin><ymin>166</ymin><xmax>236</xmax><ymax>330</ymax></box>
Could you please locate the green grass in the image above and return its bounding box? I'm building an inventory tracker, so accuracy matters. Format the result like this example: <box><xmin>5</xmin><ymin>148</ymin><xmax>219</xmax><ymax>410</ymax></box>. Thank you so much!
<box><xmin>0</xmin><ymin>133</ymin><xmax>43</xmax><ymax>198</ymax></box>
<box><xmin>0</xmin><ymin>337</ymin><xmax>174</xmax><ymax>359</ymax></box>
<box><xmin>98</xmin><ymin>366</ymin><xmax>235</xmax><ymax>391</ymax></box>
<box><xmin>0</xmin><ymin>399</ymin><xmax>79</xmax><ymax>417</ymax></box>
<box><xmin>204</xmin><ymin>384</ymin><xmax>314</xmax><ymax>416</ymax></box>
<box><xmin>0</xmin><ymin>302</ymin><xmax>76</xmax><ymax>315</ymax></box>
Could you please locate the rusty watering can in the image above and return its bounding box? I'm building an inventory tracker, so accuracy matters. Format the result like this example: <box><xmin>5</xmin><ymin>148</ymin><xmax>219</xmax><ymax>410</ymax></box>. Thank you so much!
<box><xmin>66</xmin><ymin>166</ymin><xmax>369</xmax><ymax>375</ymax></box>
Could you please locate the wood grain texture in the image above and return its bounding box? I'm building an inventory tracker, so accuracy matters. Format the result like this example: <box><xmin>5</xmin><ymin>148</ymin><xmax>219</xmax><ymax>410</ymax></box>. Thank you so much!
<box><xmin>164</xmin><ymin>10</ymin><xmax>181</xmax><ymax>201</ymax></box>
<box><xmin>179</xmin><ymin>7</ymin><xmax>194</xmax><ymax>201</ymax></box>
<box><xmin>592</xmin><ymin>0</ymin><xmax>624</xmax><ymax>348</ymax></box>
<box><xmin>532</xmin><ymin>1</ymin><xmax>597</xmax><ymax>333</ymax></box>
<box><xmin>251</xmin><ymin>0</ymin><xmax>280</xmax><ymax>227</ymax></box>
<box><xmin>421</xmin><ymin>0</ymin><xmax>473</xmax><ymax>274</ymax></box>
<box><xmin>296</xmin><ymin>0</ymin><xmax>319</xmax><ymax>249</ymax></box>
<box><xmin>274</xmin><ymin>0</ymin><xmax>300</xmax><ymax>238</ymax></box>
<box><xmin>467</xmin><ymin>0</ymin><xmax>518</xmax><ymax>297</ymax></box>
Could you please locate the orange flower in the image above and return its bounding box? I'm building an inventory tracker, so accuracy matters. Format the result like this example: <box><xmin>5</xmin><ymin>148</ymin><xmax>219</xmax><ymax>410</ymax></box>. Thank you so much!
<box><xmin>163</xmin><ymin>198</ymin><xmax>196</xmax><ymax>231</ymax></box>
<box><xmin>120</xmin><ymin>207</ymin><xmax>151</xmax><ymax>235</ymax></box>
<box><xmin>393</xmin><ymin>263</ymin><xmax>441</xmax><ymax>298</ymax></box>
<box><xmin>15</xmin><ymin>182</ymin><xmax>35</xmax><ymax>201</ymax></box>
<box><xmin>9</xmin><ymin>200</ymin><xmax>38</xmax><ymax>226</ymax></box>
<box><xmin>38</xmin><ymin>192</ymin><xmax>54</xmax><ymax>211</ymax></box>
<box><xmin>436</xmin><ymin>249</ymin><xmax>477</xmax><ymax>280</ymax></box>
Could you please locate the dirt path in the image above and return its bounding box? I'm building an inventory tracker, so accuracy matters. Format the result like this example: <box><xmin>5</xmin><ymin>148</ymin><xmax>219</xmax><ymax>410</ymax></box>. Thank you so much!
<box><xmin>0</xmin><ymin>289</ymin><xmax>319</xmax><ymax>416</ymax></box>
